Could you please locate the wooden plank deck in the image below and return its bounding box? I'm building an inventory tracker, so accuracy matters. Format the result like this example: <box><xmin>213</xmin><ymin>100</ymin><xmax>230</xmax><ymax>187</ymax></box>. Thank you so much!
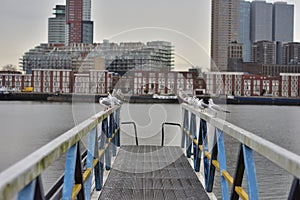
<box><xmin>98</xmin><ymin>146</ymin><xmax>210</xmax><ymax>200</ymax></box>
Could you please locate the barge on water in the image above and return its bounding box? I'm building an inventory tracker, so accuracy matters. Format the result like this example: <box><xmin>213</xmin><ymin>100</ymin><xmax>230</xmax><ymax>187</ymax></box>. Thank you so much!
<box><xmin>226</xmin><ymin>96</ymin><xmax>300</xmax><ymax>106</ymax></box>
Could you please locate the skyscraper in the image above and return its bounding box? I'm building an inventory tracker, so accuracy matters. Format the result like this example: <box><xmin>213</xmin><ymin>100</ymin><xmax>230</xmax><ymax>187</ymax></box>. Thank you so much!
<box><xmin>273</xmin><ymin>2</ymin><xmax>294</xmax><ymax>42</ymax></box>
<box><xmin>239</xmin><ymin>1</ymin><xmax>251</xmax><ymax>62</ymax></box>
<box><xmin>252</xmin><ymin>40</ymin><xmax>276</xmax><ymax>64</ymax></box>
<box><xmin>66</xmin><ymin>0</ymin><xmax>93</xmax><ymax>44</ymax></box>
<box><xmin>250</xmin><ymin>1</ymin><xmax>273</xmax><ymax>42</ymax></box>
<box><xmin>48</xmin><ymin>5</ymin><xmax>66</xmax><ymax>44</ymax></box>
<box><xmin>211</xmin><ymin>0</ymin><xmax>240</xmax><ymax>71</ymax></box>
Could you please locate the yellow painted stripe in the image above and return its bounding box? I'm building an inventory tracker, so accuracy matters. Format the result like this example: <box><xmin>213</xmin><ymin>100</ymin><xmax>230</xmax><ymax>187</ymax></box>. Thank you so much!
<box><xmin>93</xmin><ymin>158</ymin><xmax>98</xmax><ymax>167</ymax></box>
<box><xmin>205</xmin><ymin>151</ymin><xmax>211</xmax><ymax>160</ymax></box>
<box><xmin>99</xmin><ymin>149</ymin><xmax>105</xmax><ymax>158</ymax></box>
<box><xmin>71</xmin><ymin>184</ymin><xmax>82</xmax><ymax>200</ymax></box>
<box><xmin>83</xmin><ymin>168</ymin><xmax>92</xmax><ymax>182</ymax></box>
<box><xmin>193</xmin><ymin>139</ymin><xmax>198</xmax><ymax>145</ymax></box>
<box><xmin>212</xmin><ymin>160</ymin><xmax>220</xmax><ymax>170</ymax></box>
<box><xmin>235</xmin><ymin>186</ymin><xmax>249</xmax><ymax>200</ymax></box>
<box><xmin>222</xmin><ymin>170</ymin><xmax>234</xmax><ymax>185</ymax></box>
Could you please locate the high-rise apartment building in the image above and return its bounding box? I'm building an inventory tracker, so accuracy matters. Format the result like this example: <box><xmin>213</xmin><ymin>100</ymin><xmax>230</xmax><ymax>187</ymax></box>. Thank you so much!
<box><xmin>282</xmin><ymin>42</ymin><xmax>300</xmax><ymax>65</ymax></box>
<box><xmin>250</xmin><ymin>1</ymin><xmax>273</xmax><ymax>42</ymax></box>
<box><xmin>66</xmin><ymin>0</ymin><xmax>93</xmax><ymax>44</ymax></box>
<box><xmin>48</xmin><ymin>5</ymin><xmax>66</xmax><ymax>44</ymax></box>
<box><xmin>252</xmin><ymin>40</ymin><xmax>276</xmax><ymax>64</ymax></box>
<box><xmin>239</xmin><ymin>1</ymin><xmax>251</xmax><ymax>62</ymax></box>
<box><xmin>273</xmin><ymin>2</ymin><xmax>294</xmax><ymax>42</ymax></box>
<box><xmin>211</xmin><ymin>0</ymin><xmax>240</xmax><ymax>71</ymax></box>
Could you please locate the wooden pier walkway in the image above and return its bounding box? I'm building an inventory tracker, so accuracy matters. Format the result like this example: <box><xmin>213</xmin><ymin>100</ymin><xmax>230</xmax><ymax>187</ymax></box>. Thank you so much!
<box><xmin>99</xmin><ymin>145</ymin><xmax>210</xmax><ymax>199</ymax></box>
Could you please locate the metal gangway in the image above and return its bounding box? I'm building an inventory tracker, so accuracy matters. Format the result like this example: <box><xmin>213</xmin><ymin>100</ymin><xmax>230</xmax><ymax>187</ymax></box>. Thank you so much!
<box><xmin>0</xmin><ymin>103</ymin><xmax>299</xmax><ymax>199</ymax></box>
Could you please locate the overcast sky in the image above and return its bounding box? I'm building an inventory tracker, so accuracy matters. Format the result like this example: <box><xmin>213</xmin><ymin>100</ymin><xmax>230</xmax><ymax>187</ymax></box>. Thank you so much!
<box><xmin>0</xmin><ymin>0</ymin><xmax>299</xmax><ymax>71</ymax></box>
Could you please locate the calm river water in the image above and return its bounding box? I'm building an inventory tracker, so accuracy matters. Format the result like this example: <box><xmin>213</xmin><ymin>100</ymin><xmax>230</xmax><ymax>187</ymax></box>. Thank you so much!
<box><xmin>0</xmin><ymin>101</ymin><xmax>299</xmax><ymax>199</ymax></box>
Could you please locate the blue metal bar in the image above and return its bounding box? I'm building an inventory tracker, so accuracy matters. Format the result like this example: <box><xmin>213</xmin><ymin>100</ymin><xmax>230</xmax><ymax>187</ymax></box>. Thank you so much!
<box><xmin>62</xmin><ymin>142</ymin><xmax>85</xmax><ymax>200</ymax></box>
<box><xmin>84</xmin><ymin>128</ymin><xmax>97</xmax><ymax>200</ymax></box>
<box><xmin>288</xmin><ymin>177</ymin><xmax>300</xmax><ymax>200</ymax></box>
<box><xmin>62</xmin><ymin>143</ymin><xmax>78</xmax><ymax>199</ymax></box>
<box><xmin>93</xmin><ymin>125</ymin><xmax>101</xmax><ymax>191</ymax></box>
<box><xmin>206</xmin><ymin>131</ymin><xmax>218</xmax><ymax>192</ymax></box>
<box><xmin>216</xmin><ymin>128</ymin><xmax>229</xmax><ymax>200</ymax></box>
<box><xmin>201</xmin><ymin>119</ymin><xmax>210</xmax><ymax>188</ymax></box>
<box><xmin>194</xmin><ymin>117</ymin><xmax>202</xmax><ymax>172</ymax></box>
<box><xmin>242</xmin><ymin>144</ymin><xmax>259</xmax><ymax>200</ymax></box>
<box><xmin>17</xmin><ymin>179</ymin><xmax>36</xmax><ymax>200</ymax></box>
<box><xmin>99</xmin><ymin>119</ymin><xmax>107</xmax><ymax>190</ymax></box>
<box><xmin>190</xmin><ymin>113</ymin><xmax>199</xmax><ymax>172</ymax></box>
<box><xmin>116</xmin><ymin>109</ymin><xmax>121</xmax><ymax>147</ymax></box>
<box><xmin>181</xmin><ymin>108</ymin><xmax>187</xmax><ymax>148</ymax></box>
<box><xmin>111</xmin><ymin>112</ymin><xmax>117</xmax><ymax>157</ymax></box>
<box><xmin>186</xmin><ymin>111</ymin><xmax>192</xmax><ymax>158</ymax></box>
<box><xmin>104</xmin><ymin>115</ymin><xmax>111</xmax><ymax>170</ymax></box>
<box><xmin>230</xmin><ymin>144</ymin><xmax>245</xmax><ymax>200</ymax></box>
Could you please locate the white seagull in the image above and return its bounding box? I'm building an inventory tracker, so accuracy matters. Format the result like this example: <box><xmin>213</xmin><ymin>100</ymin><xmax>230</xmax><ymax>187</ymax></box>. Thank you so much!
<box><xmin>112</xmin><ymin>89</ymin><xmax>126</xmax><ymax>102</ymax></box>
<box><xmin>208</xmin><ymin>98</ymin><xmax>230</xmax><ymax>113</ymax></box>
<box><xmin>197</xmin><ymin>99</ymin><xmax>209</xmax><ymax>112</ymax></box>
<box><xmin>108</xmin><ymin>92</ymin><xmax>121</xmax><ymax>105</ymax></box>
<box><xmin>99</xmin><ymin>97</ymin><xmax>113</xmax><ymax>110</ymax></box>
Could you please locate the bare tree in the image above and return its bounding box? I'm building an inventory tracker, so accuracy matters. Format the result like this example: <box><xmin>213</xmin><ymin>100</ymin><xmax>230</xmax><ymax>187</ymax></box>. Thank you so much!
<box><xmin>1</xmin><ymin>64</ymin><xmax>18</xmax><ymax>71</ymax></box>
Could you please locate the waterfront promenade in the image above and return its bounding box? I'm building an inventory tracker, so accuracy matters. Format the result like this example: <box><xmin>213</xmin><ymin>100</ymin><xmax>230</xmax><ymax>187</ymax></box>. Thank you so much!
<box><xmin>0</xmin><ymin>103</ymin><xmax>299</xmax><ymax>199</ymax></box>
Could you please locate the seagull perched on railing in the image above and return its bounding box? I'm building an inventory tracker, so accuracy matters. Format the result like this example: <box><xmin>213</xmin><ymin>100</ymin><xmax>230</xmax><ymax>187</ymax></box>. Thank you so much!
<box><xmin>197</xmin><ymin>99</ymin><xmax>209</xmax><ymax>112</ymax></box>
<box><xmin>99</xmin><ymin>97</ymin><xmax>113</xmax><ymax>110</ymax></box>
<box><xmin>208</xmin><ymin>98</ymin><xmax>230</xmax><ymax>113</ymax></box>
<box><xmin>112</xmin><ymin>89</ymin><xmax>126</xmax><ymax>102</ymax></box>
<box><xmin>108</xmin><ymin>92</ymin><xmax>121</xmax><ymax>105</ymax></box>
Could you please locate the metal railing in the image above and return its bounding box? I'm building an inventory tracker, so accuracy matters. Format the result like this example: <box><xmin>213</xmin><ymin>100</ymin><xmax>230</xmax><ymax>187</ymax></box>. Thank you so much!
<box><xmin>0</xmin><ymin>106</ymin><xmax>121</xmax><ymax>200</ymax></box>
<box><xmin>121</xmin><ymin>121</ymin><xmax>138</xmax><ymax>146</ymax></box>
<box><xmin>181</xmin><ymin>103</ymin><xmax>300</xmax><ymax>200</ymax></box>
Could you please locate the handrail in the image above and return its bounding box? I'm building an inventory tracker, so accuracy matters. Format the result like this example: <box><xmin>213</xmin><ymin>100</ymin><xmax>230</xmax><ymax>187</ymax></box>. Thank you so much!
<box><xmin>181</xmin><ymin>103</ymin><xmax>300</xmax><ymax>199</ymax></box>
<box><xmin>161</xmin><ymin>122</ymin><xmax>181</xmax><ymax>146</ymax></box>
<box><xmin>121</xmin><ymin>121</ymin><xmax>138</xmax><ymax>146</ymax></box>
<box><xmin>0</xmin><ymin>105</ymin><xmax>121</xmax><ymax>200</ymax></box>
<box><xmin>182</xmin><ymin>103</ymin><xmax>300</xmax><ymax>179</ymax></box>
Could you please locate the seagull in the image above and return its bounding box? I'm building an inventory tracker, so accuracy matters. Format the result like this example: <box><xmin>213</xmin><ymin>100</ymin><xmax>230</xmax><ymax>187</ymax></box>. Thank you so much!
<box><xmin>99</xmin><ymin>97</ymin><xmax>113</xmax><ymax>110</ymax></box>
<box><xmin>208</xmin><ymin>98</ymin><xmax>230</xmax><ymax>113</ymax></box>
<box><xmin>197</xmin><ymin>99</ymin><xmax>209</xmax><ymax>112</ymax></box>
<box><xmin>112</xmin><ymin>89</ymin><xmax>126</xmax><ymax>102</ymax></box>
<box><xmin>178</xmin><ymin>89</ymin><xmax>190</xmax><ymax>104</ymax></box>
<box><xmin>108</xmin><ymin>93</ymin><xmax>121</xmax><ymax>105</ymax></box>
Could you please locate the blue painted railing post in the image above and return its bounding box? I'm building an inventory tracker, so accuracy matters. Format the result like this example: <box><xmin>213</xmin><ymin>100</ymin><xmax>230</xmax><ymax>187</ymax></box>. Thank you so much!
<box><xmin>186</xmin><ymin>111</ymin><xmax>192</xmax><ymax>158</ymax></box>
<box><xmin>216</xmin><ymin>128</ymin><xmax>229</xmax><ymax>200</ymax></box>
<box><xmin>99</xmin><ymin>118</ymin><xmax>107</xmax><ymax>189</ymax></box>
<box><xmin>206</xmin><ymin>130</ymin><xmax>218</xmax><ymax>192</ymax></box>
<box><xmin>242</xmin><ymin>144</ymin><xmax>259</xmax><ymax>200</ymax></box>
<box><xmin>105</xmin><ymin>115</ymin><xmax>112</xmax><ymax>170</ymax></box>
<box><xmin>17</xmin><ymin>176</ymin><xmax>45</xmax><ymax>200</ymax></box>
<box><xmin>93</xmin><ymin>125</ymin><xmax>101</xmax><ymax>191</ymax></box>
<box><xmin>84</xmin><ymin>127</ymin><xmax>97</xmax><ymax>199</ymax></box>
<box><xmin>111</xmin><ymin>112</ymin><xmax>117</xmax><ymax>157</ymax></box>
<box><xmin>200</xmin><ymin>119</ymin><xmax>210</xmax><ymax>187</ymax></box>
<box><xmin>62</xmin><ymin>142</ymin><xmax>85</xmax><ymax>200</ymax></box>
<box><xmin>181</xmin><ymin>108</ymin><xmax>187</xmax><ymax>148</ymax></box>
<box><xmin>190</xmin><ymin>113</ymin><xmax>199</xmax><ymax>171</ymax></box>
<box><xmin>114</xmin><ymin>110</ymin><xmax>120</xmax><ymax>147</ymax></box>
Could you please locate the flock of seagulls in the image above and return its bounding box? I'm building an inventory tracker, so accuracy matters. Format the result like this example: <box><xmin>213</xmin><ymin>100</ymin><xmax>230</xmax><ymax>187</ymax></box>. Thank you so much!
<box><xmin>100</xmin><ymin>88</ymin><xmax>229</xmax><ymax>113</ymax></box>
<box><xmin>99</xmin><ymin>89</ymin><xmax>126</xmax><ymax>110</ymax></box>
<box><xmin>178</xmin><ymin>90</ymin><xmax>230</xmax><ymax>113</ymax></box>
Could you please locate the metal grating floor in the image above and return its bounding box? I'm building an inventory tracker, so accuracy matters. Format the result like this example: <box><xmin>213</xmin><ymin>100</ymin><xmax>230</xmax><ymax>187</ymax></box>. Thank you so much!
<box><xmin>99</xmin><ymin>146</ymin><xmax>210</xmax><ymax>200</ymax></box>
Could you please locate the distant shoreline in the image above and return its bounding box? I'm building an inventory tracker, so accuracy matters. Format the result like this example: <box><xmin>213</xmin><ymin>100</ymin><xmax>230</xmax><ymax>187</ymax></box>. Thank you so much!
<box><xmin>1</xmin><ymin>93</ymin><xmax>300</xmax><ymax>105</ymax></box>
